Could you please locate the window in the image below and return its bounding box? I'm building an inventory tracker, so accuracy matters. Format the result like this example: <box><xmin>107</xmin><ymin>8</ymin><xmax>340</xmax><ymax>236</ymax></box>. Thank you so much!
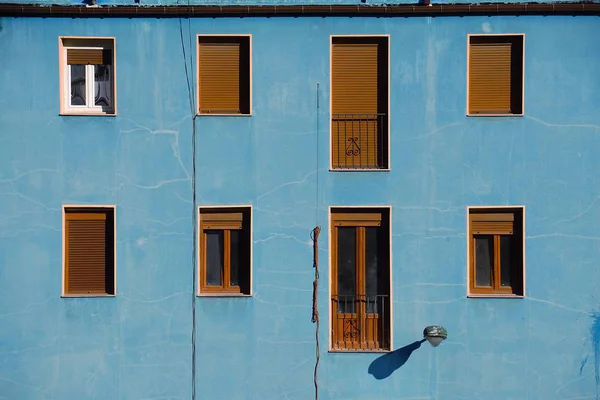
<box><xmin>331</xmin><ymin>36</ymin><xmax>389</xmax><ymax>170</ymax></box>
<box><xmin>63</xmin><ymin>207</ymin><xmax>115</xmax><ymax>296</ymax></box>
<box><xmin>330</xmin><ymin>208</ymin><xmax>390</xmax><ymax>351</ymax></box>
<box><xmin>197</xmin><ymin>36</ymin><xmax>251</xmax><ymax>115</ymax></box>
<box><xmin>59</xmin><ymin>37</ymin><xmax>116</xmax><ymax>115</ymax></box>
<box><xmin>468</xmin><ymin>208</ymin><xmax>524</xmax><ymax>296</ymax></box>
<box><xmin>199</xmin><ymin>208</ymin><xmax>251</xmax><ymax>295</ymax></box>
<box><xmin>468</xmin><ymin>35</ymin><xmax>524</xmax><ymax>115</ymax></box>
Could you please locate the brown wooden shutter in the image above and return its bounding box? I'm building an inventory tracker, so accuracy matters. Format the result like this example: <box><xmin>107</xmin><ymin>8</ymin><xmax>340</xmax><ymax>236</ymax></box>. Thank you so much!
<box><xmin>199</xmin><ymin>40</ymin><xmax>242</xmax><ymax>114</ymax></box>
<box><xmin>332</xmin><ymin>43</ymin><xmax>378</xmax><ymax>115</ymax></box>
<box><xmin>331</xmin><ymin>212</ymin><xmax>382</xmax><ymax>227</ymax></box>
<box><xmin>469</xmin><ymin>39</ymin><xmax>513</xmax><ymax>114</ymax></box>
<box><xmin>332</xmin><ymin>41</ymin><xmax>380</xmax><ymax>168</ymax></box>
<box><xmin>65</xmin><ymin>212</ymin><xmax>110</xmax><ymax>294</ymax></box>
<box><xmin>470</xmin><ymin>213</ymin><xmax>514</xmax><ymax>234</ymax></box>
<box><xmin>67</xmin><ymin>49</ymin><xmax>111</xmax><ymax>65</ymax></box>
<box><xmin>200</xmin><ymin>212</ymin><xmax>243</xmax><ymax>230</ymax></box>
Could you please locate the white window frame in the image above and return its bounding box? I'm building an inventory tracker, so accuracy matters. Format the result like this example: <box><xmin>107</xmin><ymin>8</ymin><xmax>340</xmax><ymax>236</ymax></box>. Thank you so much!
<box><xmin>59</xmin><ymin>37</ymin><xmax>116</xmax><ymax>116</ymax></box>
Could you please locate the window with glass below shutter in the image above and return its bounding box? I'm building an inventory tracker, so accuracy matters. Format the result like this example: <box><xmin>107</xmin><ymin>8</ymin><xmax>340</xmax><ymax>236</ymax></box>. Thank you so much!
<box><xmin>199</xmin><ymin>208</ymin><xmax>251</xmax><ymax>295</ymax></box>
<box><xmin>60</xmin><ymin>37</ymin><xmax>116</xmax><ymax>115</ymax></box>
<box><xmin>468</xmin><ymin>208</ymin><xmax>524</xmax><ymax>296</ymax></box>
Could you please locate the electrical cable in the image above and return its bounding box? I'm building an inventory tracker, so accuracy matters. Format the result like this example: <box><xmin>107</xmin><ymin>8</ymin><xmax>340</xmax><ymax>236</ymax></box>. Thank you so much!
<box><xmin>315</xmin><ymin>83</ymin><xmax>320</xmax><ymax>225</ymax></box>
<box><xmin>311</xmin><ymin>83</ymin><xmax>321</xmax><ymax>400</ymax></box>
<box><xmin>179</xmin><ymin>17</ymin><xmax>195</xmax><ymax>116</ymax></box>
<box><xmin>311</xmin><ymin>226</ymin><xmax>321</xmax><ymax>400</ymax></box>
<box><xmin>178</xmin><ymin>9</ymin><xmax>197</xmax><ymax>400</ymax></box>
<box><xmin>189</xmin><ymin>114</ymin><xmax>197</xmax><ymax>400</ymax></box>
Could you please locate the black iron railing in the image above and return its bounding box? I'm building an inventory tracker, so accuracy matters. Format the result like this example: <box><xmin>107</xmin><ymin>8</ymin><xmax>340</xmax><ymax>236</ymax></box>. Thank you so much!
<box><xmin>331</xmin><ymin>294</ymin><xmax>390</xmax><ymax>350</ymax></box>
<box><xmin>332</xmin><ymin>113</ymin><xmax>388</xmax><ymax>170</ymax></box>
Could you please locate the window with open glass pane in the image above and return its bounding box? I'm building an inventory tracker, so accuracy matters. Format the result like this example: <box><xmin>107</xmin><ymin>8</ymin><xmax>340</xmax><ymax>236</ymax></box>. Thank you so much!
<box><xmin>331</xmin><ymin>208</ymin><xmax>390</xmax><ymax>351</ymax></box>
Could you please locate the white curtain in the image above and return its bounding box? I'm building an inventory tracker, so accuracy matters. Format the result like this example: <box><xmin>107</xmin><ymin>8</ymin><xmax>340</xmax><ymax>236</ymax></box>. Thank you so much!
<box><xmin>94</xmin><ymin>65</ymin><xmax>112</xmax><ymax>107</ymax></box>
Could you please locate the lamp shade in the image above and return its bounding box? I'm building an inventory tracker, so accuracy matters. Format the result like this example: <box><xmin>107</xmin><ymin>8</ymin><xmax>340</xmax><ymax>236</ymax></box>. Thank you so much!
<box><xmin>423</xmin><ymin>325</ymin><xmax>448</xmax><ymax>347</ymax></box>
<box><xmin>426</xmin><ymin>336</ymin><xmax>444</xmax><ymax>347</ymax></box>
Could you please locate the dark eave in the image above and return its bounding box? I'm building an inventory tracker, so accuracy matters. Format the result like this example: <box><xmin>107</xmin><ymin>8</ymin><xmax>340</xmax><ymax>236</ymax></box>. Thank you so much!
<box><xmin>0</xmin><ymin>2</ymin><xmax>599</xmax><ymax>17</ymax></box>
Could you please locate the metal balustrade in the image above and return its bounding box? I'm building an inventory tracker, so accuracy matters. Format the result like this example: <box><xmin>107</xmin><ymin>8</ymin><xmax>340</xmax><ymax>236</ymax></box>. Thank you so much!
<box><xmin>331</xmin><ymin>294</ymin><xmax>390</xmax><ymax>350</ymax></box>
<box><xmin>332</xmin><ymin>113</ymin><xmax>388</xmax><ymax>169</ymax></box>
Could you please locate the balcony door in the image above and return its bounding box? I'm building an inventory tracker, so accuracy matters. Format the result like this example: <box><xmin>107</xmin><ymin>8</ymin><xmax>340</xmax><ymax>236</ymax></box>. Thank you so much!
<box><xmin>331</xmin><ymin>36</ymin><xmax>389</xmax><ymax>169</ymax></box>
<box><xmin>331</xmin><ymin>209</ymin><xmax>390</xmax><ymax>350</ymax></box>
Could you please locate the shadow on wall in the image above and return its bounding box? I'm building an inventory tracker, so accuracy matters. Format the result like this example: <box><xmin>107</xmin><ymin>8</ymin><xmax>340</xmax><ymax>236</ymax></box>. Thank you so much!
<box><xmin>592</xmin><ymin>312</ymin><xmax>600</xmax><ymax>399</ymax></box>
<box><xmin>368</xmin><ymin>339</ymin><xmax>426</xmax><ymax>380</ymax></box>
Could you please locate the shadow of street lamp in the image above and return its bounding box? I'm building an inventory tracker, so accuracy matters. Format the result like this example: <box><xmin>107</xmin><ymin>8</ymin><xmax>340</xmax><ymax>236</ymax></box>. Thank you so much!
<box><xmin>368</xmin><ymin>325</ymin><xmax>448</xmax><ymax>380</ymax></box>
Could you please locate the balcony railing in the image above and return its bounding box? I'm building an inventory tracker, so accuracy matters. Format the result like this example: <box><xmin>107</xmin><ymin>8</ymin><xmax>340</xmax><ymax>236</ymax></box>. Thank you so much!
<box><xmin>331</xmin><ymin>294</ymin><xmax>390</xmax><ymax>351</ymax></box>
<box><xmin>332</xmin><ymin>113</ymin><xmax>388</xmax><ymax>170</ymax></box>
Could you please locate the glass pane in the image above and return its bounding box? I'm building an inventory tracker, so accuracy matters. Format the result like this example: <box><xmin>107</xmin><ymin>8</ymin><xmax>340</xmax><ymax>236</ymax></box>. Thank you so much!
<box><xmin>229</xmin><ymin>230</ymin><xmax>241</xmax><ymax>287</ymax></box>
<box><xmin>337</xmin><ymin>227</ymin><xmax>356</xmax><ymax>314</ymax></box>
<box><xmin>70</xmin><ymin>65</ymin><xmax>86</xmax><ymax>106</ymax></box>
<box><xmin>365</xmin><ymin>227</ymin><xmax>384</xmax><ymax>313</ymax></box>
<box><xmin>500</xmin><ymin>236</ymin><xmax>512</xmax><ymax>287</ymax></box>
<box><xmin>474</xmin><ymin>235</ymin><xmax>493</xmax><ymax>287</ymax></box>
<box><xmin>94</xmin><ymin>65</ymin><xmax>112</xmax><ymax>107</ymax></box>
<box><xmin>205</xmin><ymin>230</ymin><xmax>223</xmax><ymax>286</ymax></box>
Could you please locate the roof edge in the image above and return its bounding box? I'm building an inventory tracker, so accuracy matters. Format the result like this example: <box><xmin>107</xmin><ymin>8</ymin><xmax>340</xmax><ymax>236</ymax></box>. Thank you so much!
<box><xmin>0</xmin><ymin>2</ymin><xmax>599</xmax><ymax>17</ymax></box>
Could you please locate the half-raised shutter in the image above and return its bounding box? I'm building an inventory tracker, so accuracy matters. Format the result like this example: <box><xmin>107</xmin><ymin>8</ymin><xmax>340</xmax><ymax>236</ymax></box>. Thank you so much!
<box><xmin>331</xmin><ymin>212</ymin><xmax>382</xmax><ymax>227</ymax></box>
<box><xmin>332</xmin><ymin>40</ymin><xmax>380</xmax><ymax>168</ymax></box>
<box><xmin>469</xmin><ymin>39</ymin><xmax>513</xmax><ymax>114</ymax></box>
<box><xmin>200</xmin><ymin>212</ymin><xmax>243</xmax><ymax>230</ymax></box>
<box><xmin>65</xmin><ymin>212</ymin><xmax>110</xmax><ymax>294</ymax></box>
<box><xmin>332</xmin><ymin>43</ymin><xmax>378</xmax><ymax>115</ymax></box>
<box><xmin>67</xmin><ymin>49</ymin><xmax>112</xmax><ymax>65</ymax></box>
<box><xmin>199</xmin><ymin>40</ymin><xmax>241</xmax><ymax>114</ymax></box>
<box><xmin>470</xmin><ymin>213</ymin><xmax>514</xmax><ymax>235</ymax></box>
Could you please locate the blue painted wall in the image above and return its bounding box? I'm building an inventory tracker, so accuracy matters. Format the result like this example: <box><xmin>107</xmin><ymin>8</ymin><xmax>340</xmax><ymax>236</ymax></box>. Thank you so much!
<box><xmin>1</xmin><ymin>14</ymin><xmax>600</xmax><ymax>400</ymax></box>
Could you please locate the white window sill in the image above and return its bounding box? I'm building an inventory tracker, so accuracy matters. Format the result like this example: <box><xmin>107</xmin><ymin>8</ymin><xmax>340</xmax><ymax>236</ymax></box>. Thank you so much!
<box><xmin>62</xmin><ymin>294</ymin><xmax>116</xmax><ymax>298</ymax></box>
<box><xmin>197</xmin><ymin>113</ymin><xmax>252</xmax><ymax>117</ymax></box>
<box><xmin>466</xmin><ymin>113</ymin><xmax>524</xmax><ymax>117</ymax></box>
<box><xmin>197</xmin><ymin>293</ymin><xmax>252</xmax><ymax>298</ymax></box>
<box><xmin>60</xmin><ymin>111</ymin><xmax>116</xmax><ymax>117</ymax></box>
<box><xmin>328</xmin><ymin>349</ymin><xmax>391</xmax><ymax>354</ymax></box>
<box><xmin>330</xmin><ymin>168</ymin><xmax>390</xmax><ymax>172</ymax></box>
<box><xmin>467</xmin><ymin>293</ymin><xmax>524</xmax><ymax>299</ymax></box>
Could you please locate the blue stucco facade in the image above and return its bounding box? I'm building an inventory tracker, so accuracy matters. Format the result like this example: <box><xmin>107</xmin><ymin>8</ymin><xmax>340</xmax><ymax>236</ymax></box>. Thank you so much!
<box><xmin>1</xmin><ymin>11</ymin><xmax>600</xmax><ymax>400</ymax></box>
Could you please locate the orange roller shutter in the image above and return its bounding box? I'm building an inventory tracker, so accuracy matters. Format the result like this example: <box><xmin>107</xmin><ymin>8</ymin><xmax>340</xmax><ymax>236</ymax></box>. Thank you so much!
<box><xmin>65</xmin><ymin>212</ymin><xmax>109</xmax><ymax>294</ymax></box>
<box><xmin>67</xmin><ymin>48</ymin><xmax>111</xmax><ymax>65</ymax></box>
<box><xmin>332</xmin><ymin>41</ymin><xmax>380</xmax><ymax>168</ymax></box>
<box><xmin>470</xmin><ymin>213</ymin><xmax>515</xmax><ymax>235</ymax></box>
<box><xmin>199</xmin><ymin>41</ymin><xmax>241</xmax><ymax>114</ymax></box>
<box><xmin>469</xmin><ymin>41</ymin><xmax>513</xmax><ymax>114</ymax></box>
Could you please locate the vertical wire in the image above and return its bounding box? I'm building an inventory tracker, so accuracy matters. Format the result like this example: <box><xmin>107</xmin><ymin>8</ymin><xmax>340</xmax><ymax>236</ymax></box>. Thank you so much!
<box><xmin>190</xmin><ymin>115</ymin><xmax>197</xmax><ymax>400</ymax></box>
<box><xmin>311</xmin><ymin>83</ymin><xmax>321</xmax><ymax>400</ymax></box>
<box><xmin>312</xmin><ymin>226</ymin><xmax>321</xmax><ymax>400</ymax></box>
<box><xmin>185</xmin><ymin>11</ymin><xmax>198</xmax><ymax>400</ymax></box>
<box><xmin>315</xmin><ymin>83</ymin><xmax>320</xmax><ymax>225</ymax></box>
<box><xmin>178</xmin><ymin>8</ymin><xmax>197</xmax><ymax>400</ymax></box>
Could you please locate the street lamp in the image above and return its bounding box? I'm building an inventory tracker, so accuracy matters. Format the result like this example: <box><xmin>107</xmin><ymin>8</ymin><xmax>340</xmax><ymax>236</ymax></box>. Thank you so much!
<box><xmin>423</xmin><ymin>325</ymin><xmax>448</xmax><ymax>347</ymax></box>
